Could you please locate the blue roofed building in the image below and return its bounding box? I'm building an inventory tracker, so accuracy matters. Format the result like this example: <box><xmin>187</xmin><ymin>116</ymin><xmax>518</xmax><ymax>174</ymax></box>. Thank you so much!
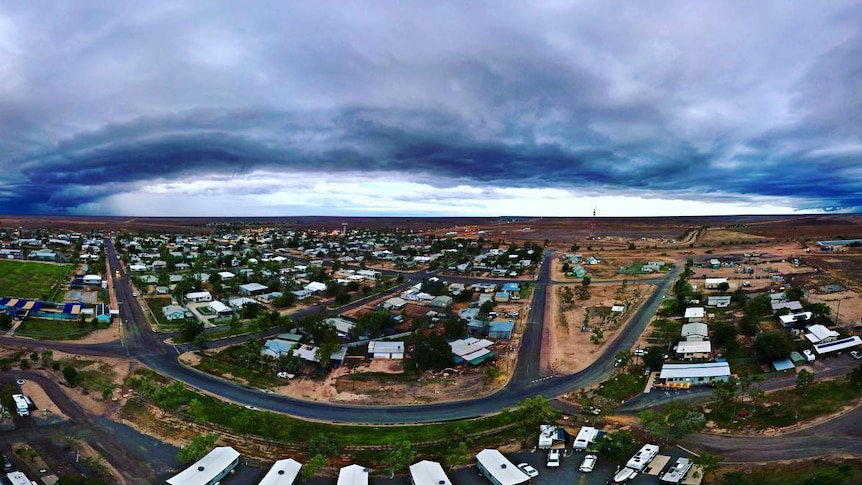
<box><xmin>489</xmin><ymin>320</ymin><xmax>514</xmax><ymax>340</ymax></box>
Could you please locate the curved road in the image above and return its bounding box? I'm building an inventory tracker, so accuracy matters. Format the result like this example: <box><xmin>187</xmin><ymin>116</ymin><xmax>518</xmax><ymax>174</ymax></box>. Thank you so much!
<box><xmin>9</xmin><ymin>241</ymin><xmax>678</xmax><ymax>424</ymax></box>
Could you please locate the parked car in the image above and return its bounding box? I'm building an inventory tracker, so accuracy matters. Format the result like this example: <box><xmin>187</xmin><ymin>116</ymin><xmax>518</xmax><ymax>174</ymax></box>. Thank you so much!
<box><xmin>517</xmin><ymin>463</ymin><xmax>539</xmax><ymax>479</ymax></box>
<box><xmin>546</xmin><ymin>449</ymin><xmax>561</xmax><ymax>468</ymax></box>
<box><xmin>276</xmin><ymin>371</ymin><xmax>295</xmax><ymax>379</ymax></box>
<box><xmin>131</xmin><ymin>292</ymin><xmax>138</xmax><ymax>297</ymax></box>
<box><xmin>582</xmin><ymin>406</ymin><xmax>601</xmax><ymax>415</ymax></box>
<box><xmin>579</xmin><ymin>454</ymin><xmax>597</xmax><ymax>473</ymax></box>
<box><xmin>633</xmin><ymin>349</ymin><xmax>646</xmax><ymax>357</ymax></box>
<box><xmin>851</xmin><ymin>350</ymin><xmax>862</xmax><ymax>360</ymax></box>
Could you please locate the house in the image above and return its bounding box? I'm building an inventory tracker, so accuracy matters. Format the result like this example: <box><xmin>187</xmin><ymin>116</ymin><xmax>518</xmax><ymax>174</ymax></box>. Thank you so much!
<box><xmin>659</xmin><ymin>362</ymin><xmax>731</xmax><ymax>386</ymax></box>
<box><xmin>684</xmin><ymin>307</ymin><xmax>705</xmax><ymax>322</ymax></box>
<box><xmin>771</xmin><ymin>301</ymin><xmax>803</xmax><ymax>313</ymax></box>
<box><xmin>261</xmin><ymin>339</ymin><xmax>298</xmax><ymax>359</ymax></box>
<box><xmin>228</xmin><ymin>297</ymin><xmax>258</xmax><ymax>309</ymax></box>
<box><xmin>681</xmin><ymin>322</ymin><xmax>708</xmax><ymax>341</ymax></box>
<box><xmin>367</xmin><ymin>341</ymin><xmax>404</xmax><ymax>359</ymax></box>
<box><xmin>494</xmin><ymin>292</ymin><xmax>510</xmax><ymax>303</ymax></box>
<box><xmin>611</xmin><ymin>305</ymin><xmax>625</xmax><ymax>313</ymax></box>
<box><xmin>475</xmin><ymin>449</ymin><xmax>529</xmax><ymax>485</ymax></box>
<box><xmin>501</xmin><ymin>282</ymin><xmax>520</xmax><ymax>295</ymax></box>
<box><xmin>337</xmin><ymin>465</ymin><xmax>368</xmax><ymax>485</ymax></box>
<box><xmin>804</xmin><ymin>324</ymin><xmax>840</xmax><ymax>344</ymax></box>
<box><xmin>326</xmin><ymin>317</ymin><xmax>356</xmax><ymax>338</ymax></box>
<box><xmin>707</xmin><ymin>295</ymin><xmax>731</xmax><ymax>308</ymax></box>
<box><xmin>382</xmin><ymin>297</ymin><xmax>407</xmax><ymax>310</ymax></box>
<box><xmin>218</xmin><ymin>271</ymin><xmax>235</xmax><ymax>281</ymax></box>
<box><xmin>813</xmin><ymin>336</ymin><xmax>862</xmax><ymax>356</ymax></box>
<box><xmin>778</xmin><ymin>311</ymin><xmax>812</xmax><ymax>328</ymax></box>
<box><xmin>152</xmin><ymin>260</ymin><xmax>167</xmax><ymax>270</ymax></box>
<box><xmin>674</xmin><ymin>340</ymin><xmax>712</xmax><ymax>360</ymax></box>
<box><xmin>156</xmin><ymin>286</ymin><xmax>170</xmax><ymax>295</ymax></box>
<box><xmin>305</xmin><ymin>281</ymin><xmax>327</xmax><ymax>293</ymax></box>
<box><xmin>409</xmin><ymin>461</ymin><xmax>451</xmax><ymax>485</ymax></box>
<box><xmin>162</xmin><ymin>305</ymin><xmax>189</xmax><ymax>321</ymax></box>
<box><xmin>430</xmin><ymin>295</ymin><xmax>453</xmax><ymax>309</ymax></box>
<box><xmin>166</xmin><ymin>446</ymin><xmax>240</xmax><ymax>485</ymax></box>
<box><xmin>259</xmin><ymin>458</ymin><xmax>302</xmax><ymax>485</ymax></box>
<box><xmin>291</xmin><ymin>289</ymin><xmax>312</xmax><ymax>300</ymax></box>
<box><xmin>32</xmin><ymin>249</ymin><xmax>57</xmax><ymax>261</ymax></box>
<box><xmin>238</xmin><ymin>282</ymin><xmax>268</xmax><ymax>296</ymax></box>
<box><xmin>185</xmin><ymin>291</ymin><xmax>212</xmax><ymax>303</ymax></box>
<box><xmin>209</xmin><ymin>300</ymin><xmax>233</xmax><ymax>316</ymax></box>
<box><xmin>257</xmin><ymin>291</ymin><xmax>283</xmax><ymax>304</ymax></box>
<box><xmin>489</xmin><ymin>320</ymin><xmax>514</xmax><ymax>340</ymax></box>
<box><xmin>450</xmin><ymin>338</ymin><xmax>494</xmax><ymax>365</ymax></box>
<box><xmin>568</xmin><ymin>265</ymin><xmax>588</xmax><ymax>278</ymax></box>
<box><xmin>704</xmin><ymin>278</ymin><xmax>728</xmax><ymax>290</ymax></box>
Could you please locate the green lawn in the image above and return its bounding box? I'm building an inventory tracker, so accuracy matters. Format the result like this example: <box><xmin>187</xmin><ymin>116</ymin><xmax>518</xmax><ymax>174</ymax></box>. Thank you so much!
<box><xmin>145</xmin><ymin>297</ymin><xmax>173</xmax><ymax>326</ymax></box>
<box><xmin>0</xmin><ymin>260</ymin><xmax>73</xmax><ymax>300</ymax></box>
<box><xmin>15</xmin><ymin>319</ymin><xmax>105</xmax><ymax>340</ymax></box>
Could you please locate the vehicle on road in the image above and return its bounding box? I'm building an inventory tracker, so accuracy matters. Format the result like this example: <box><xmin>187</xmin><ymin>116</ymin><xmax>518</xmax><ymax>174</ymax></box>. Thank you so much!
<box><xmin>578</xmin><ymin>454</ymin><xmax>597</xmax><ymax>473</ymax></box>
<box><xmin>2</xmin><ymin>454</ymin><xmax>13</xmax><ymax>472</ymax></box>
<box><xmin>546</xmin><ymin>449</ymin><xmax>561</xmax><ymax>468</ymax></box>
<box><xmin>131</xmin><ymin>292</ymin><xmax>138</xmax><ymax>297</ymax></box>
<box><xmin>852</xmin><ymin>350</ymin><xmax>862</xmax><ymax>360</ymax></box>
<box><xmin>516</xmin><ymin>463</ymin><xmax>538</xmax><ymax>479</ymax></box>
<box><xmin>244</xmin><ymin>405</ymin><xmax>260</xmax><ymax>411</ymax></box>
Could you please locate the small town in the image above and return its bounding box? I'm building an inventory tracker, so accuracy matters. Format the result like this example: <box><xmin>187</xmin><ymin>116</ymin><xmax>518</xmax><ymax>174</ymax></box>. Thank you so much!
<box><xmin>0</xmin><ymin>216</ymin><xmax>861</xmax><ymax>485</ymax></box>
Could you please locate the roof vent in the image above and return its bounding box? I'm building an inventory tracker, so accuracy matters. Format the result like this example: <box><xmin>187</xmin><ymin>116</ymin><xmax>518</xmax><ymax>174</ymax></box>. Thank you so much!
<box><xmin>501</xmin><ymin>464</ymin><xmax>507</xmax><ymax>469</ymax></box>
<box><xmin>279</xmin><ymin>470</ymin><xmax>285</xmax><ymax>475</ymax></box>
<box><xmin>439</xmin><ymin>481</ymin><xmax>446</xmax><ymax>484</ymax></box>
<box><xmin>198</xmin><ymin>466</ymin><xmax>205</xmax><ymax>471</ymax></box>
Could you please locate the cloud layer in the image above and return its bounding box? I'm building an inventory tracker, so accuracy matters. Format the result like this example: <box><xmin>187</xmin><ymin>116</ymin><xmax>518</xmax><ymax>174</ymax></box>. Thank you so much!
<box><xmin>1</xmin><ymin>1</ymin><xmax>861</xmax><ymax>216</ymax></box>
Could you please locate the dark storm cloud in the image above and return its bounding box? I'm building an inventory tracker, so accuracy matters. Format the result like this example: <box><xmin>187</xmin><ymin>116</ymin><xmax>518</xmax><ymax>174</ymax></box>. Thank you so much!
<box><xmin>1</xmin><ymin>0</ymin><xmax>861</xmax><ymax>214</ymax></box>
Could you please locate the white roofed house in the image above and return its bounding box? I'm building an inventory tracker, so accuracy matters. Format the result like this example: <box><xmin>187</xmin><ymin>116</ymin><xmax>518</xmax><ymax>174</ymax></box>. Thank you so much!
<box><xmin>239</xmin><ymin>282</ymin><xmax>269</xmax><ymax>296</ymax></box>
<box><xmin>707</xmin><ymin>295</ymin><xmax>732</xmax><ymax>307</ymax></box>
<box><xmin>684</xmin><ymin>307</ymin><xmax>705</xmax><ymax>322</ymax></box>
<box><xmin>185</xmin><ymin>291</ymin><xmax>212</xmax><ymax>303</ymax></box>
<box><xmin>304</xmin><ymin>281</ymin><xmax>327</xmax><ymax>293</ymax></box>
<box><xmin>659</xmin><ymin>362</ymin><xmax>731</xmax><ymax>387</ymax></box>
<box><xmin>779</xmin><ymin>311</ymin><xmax>813</xmax><ymax>329</ymax></box>
<box><xmin>704</xmin><ymin>278</ymin><xmax>728</xmax><ymax>289</ymax></box>
<box><xmin>804</xmin><ymin>324</ymin><xmax>840</xmax><ymax>344</ymax></box>
<box><xmin>209</xmin><ymin>300</ymin><xmax>233</xmax><ymax>316</ymax></box>
<box><xmin>681</xmin><ymin>322</ymin><xmax>708</xmax><ymax>341</ymax></box>
<box><xmin>673</xmin><ymin>340</ymin><xmax>712</xmax><ymax>360</ymax></box>
<box><xmin>368</xmin><ymin>341</ymin><xmax>404</xmax><ymax>359</ymax></box>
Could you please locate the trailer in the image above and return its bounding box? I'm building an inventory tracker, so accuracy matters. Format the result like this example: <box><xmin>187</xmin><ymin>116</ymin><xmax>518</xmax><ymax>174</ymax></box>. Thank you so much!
<box><xmin>659</xmin><ymin>457</ymin><xmax>693</xmax><ymax>484</ymax></box>
<box><xmin>572</xmin><ymin>426</ymin><xmax>602</xmax><ymax>452</ymax></box>
<box><xmin>12</xmin><ymin>394</ymin><xmax>29</xmax><ymax>417</ymax></box>
<box><xmin>625</xmin><ymin>444</ymin><xmax>659</xmax><ymax>472</ymax></box>
<box><xmin>608</xmin><ymin>467</ymin><xmax>638</xmax><ymax>484</ymax></box>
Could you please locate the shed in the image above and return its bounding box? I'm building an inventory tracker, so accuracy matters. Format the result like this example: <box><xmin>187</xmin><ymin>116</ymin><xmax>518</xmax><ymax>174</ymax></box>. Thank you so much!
<box><xmin>772</xmin><ymin>357</ymin><xmax>795</xmax><ymax>372</ymax></box>
<box><xmin>489</xmin><ymin>320</ymin><xmax>515</xmax><ymax>340</ymax></box>
<box><xmin>430</xmin><ymin>295</ymin><xmax>454</xmax><ymax>309</ymax></box>
<box><xmin>239</xmin><ymin>282</ymin><xmax>269</xmax><ymax>296</ymax></box>
<box><xmin>789</xmin><ymin>351</ymin><xmax>806</xmax><ymax>366</ymax></box>
<box><xmin>367</xmin><ymin>341</ymin><xmax>404</xmax><ymax>359</ymax></box>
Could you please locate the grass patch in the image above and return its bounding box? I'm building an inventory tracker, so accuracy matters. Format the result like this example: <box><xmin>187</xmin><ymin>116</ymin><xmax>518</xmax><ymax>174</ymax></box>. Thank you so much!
<box><xmin>709</xmin><ymin>379</ymin><xmax>862</xmax><ymax>429</ymax></box>
<box><xmin>57</xmin><ymin>358</ymin><xmax>118</xmax><ymax>393</ymax></box>
<box><xmin>0</xmin><ymin>260</ymin><xmax>72</xmax><ymax>300</ymax></box>
<box><xmin>144</xmin><ymin>297</ymin><xmax>173</xmax><ymax>326</ymax></box>
<box><xmin>15</xmin><ymin>319</ymin><xmax>105</xmax><ymax>340</ymax></box>
<box><xmin>720</xmin><ymin>459</ymin><xmax>862</xmax><ymax>485</ymax></box>
<box><xmin>597</xmin><ymin>372</ymin><xmax>647</xmax><ymax>401</ymax></box>
<box><xmin>194</xmin><ymin>353</ymin><xmax>279</xmax><ymax>388</ymax></box>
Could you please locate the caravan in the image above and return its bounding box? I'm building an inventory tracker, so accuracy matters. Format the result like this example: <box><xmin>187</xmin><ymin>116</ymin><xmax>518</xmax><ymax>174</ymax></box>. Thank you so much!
<box><xmin>626</xmin><ymin>444</ymin><xmax>659</xmax><ymax>472</ymax></box>
<box><xmin>12</xmin><ymin>394</ymin><xmax>29</xmax><ymax>417</ymax></box>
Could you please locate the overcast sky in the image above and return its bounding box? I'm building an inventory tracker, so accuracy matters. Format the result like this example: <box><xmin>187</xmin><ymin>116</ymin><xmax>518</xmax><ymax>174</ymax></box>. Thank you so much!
<box><xmin>1</xmin><ymin>1</ymin><xmax>861</xmax><ymax>217</ymax></box>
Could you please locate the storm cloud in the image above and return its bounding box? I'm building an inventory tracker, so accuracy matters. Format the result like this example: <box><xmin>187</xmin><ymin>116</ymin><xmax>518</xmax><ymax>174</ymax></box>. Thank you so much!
<box><xmin>1</xmin><ymin>1</ymin><xmax>861</xmax><ymax>216</ymax></box>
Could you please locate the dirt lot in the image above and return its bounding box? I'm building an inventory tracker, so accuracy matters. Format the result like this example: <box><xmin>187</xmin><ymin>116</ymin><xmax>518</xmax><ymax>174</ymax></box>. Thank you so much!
<box><xmin>544</xmin><ymin>282</ymin><xmax>650</xmax><ymax>375</ymax></box>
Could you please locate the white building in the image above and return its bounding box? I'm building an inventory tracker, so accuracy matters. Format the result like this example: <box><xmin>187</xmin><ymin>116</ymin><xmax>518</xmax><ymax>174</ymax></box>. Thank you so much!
<box><xmin>166</xmin><ymin>446</ymin><xmax>240</xmax><ymax>485</ymax></box>
<box><xmin>337</xmin><ymin>464</ymin><xmax>368</xmax><ymax>485</ymax></box>
<box><xmin>674</xmin><ymin>340</ymin><xmax>712</xmax><ymax>360</ymax></box>
<box><xmin>185</xmin><ymin>291</ymin><xmax>212</xmax><ymax>303</ymax></box>
<box><xmin>659</xmin><ymin>362</ymin><xmax>731</xmax><ymax>386</ymax></box>
<box><xmin>805</xmin><ymin>324</ymin><xmax>840</xmax><ymax>344</ymax></box>
<box><xmin>475</xmin><ymin>449</ymin><xmax>529</xmax><ymax>485</ymax></box>
<box><xmin>684</xmin><ymin>307</ymin><xmax>705</xmax><ymax>322</ymax></box>
<box><xmin>367</xmin><ymin>341</ymin><xmax>404</xmax><ymax>359</ymax></box>
<box><xmin>409</xmin><ymin>460</ymin><xmax>451</xmax><ymax>485</ymax></box>
<box><xmin>258</xmin><ymin>458</ymin><xmax>302</xmax><ymax>485</ymax></box>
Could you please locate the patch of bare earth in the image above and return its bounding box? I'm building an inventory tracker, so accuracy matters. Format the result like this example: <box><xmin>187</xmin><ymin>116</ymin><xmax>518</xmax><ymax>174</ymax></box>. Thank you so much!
<box><xmin>545</xmin><ymin>282</ymin><xmax>651</xmax><ymax>375</ymax></box>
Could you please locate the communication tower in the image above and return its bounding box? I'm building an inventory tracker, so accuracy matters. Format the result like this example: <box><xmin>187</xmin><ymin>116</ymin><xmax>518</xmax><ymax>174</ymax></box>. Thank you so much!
<box><xmin>588</xmin><ymin>207</ymin><xmax>597</xmax><ymax>240</ymax></box>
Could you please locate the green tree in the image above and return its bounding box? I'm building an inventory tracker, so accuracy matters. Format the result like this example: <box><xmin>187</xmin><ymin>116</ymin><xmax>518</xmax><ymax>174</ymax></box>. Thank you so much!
<box><xmin>642</xmin><ymin>346</ymin><xmax>665</xmax><ymax>369</ymax></box>
<box><xmin>754</xmin><ymin>331</ymin><xmax>793</xmax><ymax>362</ymax></box>
<box><xmin>594</xmin><ymin>430</ymin><xmax>635</xmax><ymax>460</ymax></box>
<box><xmin>717</xmin><ymin>282</ymin><xmax>730</xmax><ymax>293</ymax></box>
<box><xmin>301</xmin><ymin>454</ymin><xmax>327</xmax><ymax>482</ymax></box>
<box><xmin>795</xmin><ymin>369</ymin><xmax>815</xmax><ymax>395</ymax></box>
<box><xmin>57</xmin><ymin>476</ymin><xmax>107</xmax><ymax>485</ymax></box>
<box><xmin>383</xmin><ymin>441</ymin><xmax>415</xmax><ymax>478</ymax></box>
<box><xmin>306</xmin><ymin>433</ymin><xmax>342</xmax><ymax>458</ymax></box>
<box><xmin>848</xmin><ymin>364</ymin><xmax>862</xmax><ymax>389</ymax></box>
<box><xmin>693</xmin><ymin>452</ymin><xmax>725</xmax><ymax>482</ymax></box>
<box><xmin>590</xmin><ymin>326</ymin><xmax>604</xmax><ymax>344</ymax></box>
<box><xmin>0</xmin><ymin>314</ymin><xmax>13</xmax><ymax>330</ymax></box>
<box><xmin>444</xmin><ymin>441</ymin><xmax>470</xmax><ymax>471</ymax></box>
<box><xmin>639</xmin><ymin>401</ymin><xmax>706</xmax><ymax>441</ymax></box>
<box><xmin>177</xmin><ymin>433</ymin><xmax>218</xmax><ymax>463</ymax></box>
<box><xmin>712</xmin><ymin>379</ymin><xmax>740</xmax><ymax>412</ymax></box>
<box><xmin>63</xmin><ymin>366</ymin><xmax>79</xmax><ymax>385</ymax></box>
<box><xmin>514</xmin><ymin>396</ymin><xmax>558</xmax><ymax>435</ymax></box>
